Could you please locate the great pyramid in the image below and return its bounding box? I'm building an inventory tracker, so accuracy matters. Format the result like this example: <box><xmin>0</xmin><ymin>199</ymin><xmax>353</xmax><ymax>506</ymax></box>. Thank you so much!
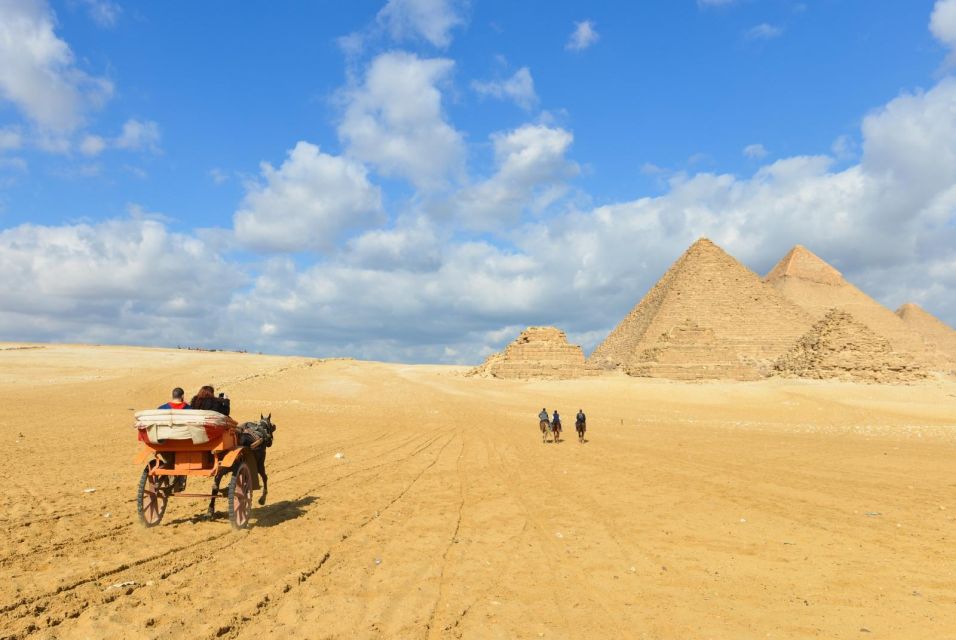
<box><xmin>588</xmin><ymin>238</ymin><xmax>815</xmax><ymax>380</ymax></box>
<box><xmin>468</xmin><ymin>326</ymin><xmax>589</xmax><ymax>379</ymax></box>
<box><xmin>765</xmin><ymin>246</ymin><xmax>939</xmax><ymax>368</ymax></box>
<box><xmin>896</xmin><ymin>303</ymin><xmax>956</xmax><ymax>366</ymax></box>
<box><xmin>774</xmin><ymin>309</ymin><xmax>926</xmax><ymax>382</ymax></box>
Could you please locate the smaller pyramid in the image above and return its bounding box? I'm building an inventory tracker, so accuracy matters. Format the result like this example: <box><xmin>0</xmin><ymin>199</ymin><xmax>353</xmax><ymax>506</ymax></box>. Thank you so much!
<box><xmin>468</xmin><ymin>327</ymin><xmax>589</xmax><ymax>379</ymax></box>
<box><xmin>765</xmin><ymin>245</ymin><xmax>939</xmax><ymax>368</ymax></box>
<box><xmin>896</xmin><ymin>303</ymin><xmax>956</xmax><ymax>365</ymax></box>
<box><xmin>773</xmin><ymin>309</ymin><xmax>925</xmax><ymax>383</ymax></box>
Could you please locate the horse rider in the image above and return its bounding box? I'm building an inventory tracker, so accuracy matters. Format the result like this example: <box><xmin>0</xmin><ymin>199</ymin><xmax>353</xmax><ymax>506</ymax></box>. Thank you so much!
<box><xmin>538</xmin><ymin>408</ymin><xmax>549</xmax><ymax>423</ymax></box>
<box><xmin>552</xmin><ymin>409</ymin><xmax>562</xmax><ymax>431</ymax></box>
<box><xmin>576</xmin><ymin>408</ymin><xmax>586</xmax><ymax>428</ymax></box>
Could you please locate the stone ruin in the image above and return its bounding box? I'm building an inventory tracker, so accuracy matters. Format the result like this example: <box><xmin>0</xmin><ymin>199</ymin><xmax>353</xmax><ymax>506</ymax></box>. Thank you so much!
<box><xmin>773</xmin><ymin>309</ymin><xmax>926</xmax><ymax>383</ymax></box>
<box><xmin>468</xmin><ymin>326</ymin><xmax>589</xmax><ymax>379</ymax></box>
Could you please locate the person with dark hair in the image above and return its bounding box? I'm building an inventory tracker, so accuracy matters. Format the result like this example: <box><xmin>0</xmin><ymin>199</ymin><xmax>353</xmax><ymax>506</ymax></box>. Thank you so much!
<box><xmin>158</xmin><ymin>387</ymin><xmax>190</xmax><ymax>410</ymax></box>
<box><xmin>190</xmin><ymin>385</ymin><xmax>230</xmax><ymax>415</ymax></box>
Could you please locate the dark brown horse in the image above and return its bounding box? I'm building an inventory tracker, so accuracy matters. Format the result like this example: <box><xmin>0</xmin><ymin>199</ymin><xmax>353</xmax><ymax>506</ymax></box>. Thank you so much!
<box><xmin>208</xmin><ymin>414</ymin><xmax>277</xmax><ymax>518</ymax></box>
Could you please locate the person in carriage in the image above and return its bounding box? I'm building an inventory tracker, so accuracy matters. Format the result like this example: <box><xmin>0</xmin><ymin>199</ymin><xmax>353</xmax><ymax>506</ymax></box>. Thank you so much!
<box><xmin>157</xmin><ymin>387</ymin><xmax>190</xmax><ymax>410</ymax></box>
<box><xmin>189</xmin><ymin>385</ymin><xmax>230</xmax><ymax>415</ymax></box>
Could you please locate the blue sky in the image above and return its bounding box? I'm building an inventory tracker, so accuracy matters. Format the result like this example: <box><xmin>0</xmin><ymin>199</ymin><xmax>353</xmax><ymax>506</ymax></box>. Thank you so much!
<box><xmin>1</xmin><ymin>0</ymin><xmax>955</xmax><ymax>362</ymax></box>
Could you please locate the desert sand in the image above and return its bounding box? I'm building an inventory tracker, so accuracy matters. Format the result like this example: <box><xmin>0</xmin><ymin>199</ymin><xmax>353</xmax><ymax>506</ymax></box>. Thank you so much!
<box><xmin>2</xmin><ymin>343</ymin><xmax>956</xmax><ymax>639</ymax></box>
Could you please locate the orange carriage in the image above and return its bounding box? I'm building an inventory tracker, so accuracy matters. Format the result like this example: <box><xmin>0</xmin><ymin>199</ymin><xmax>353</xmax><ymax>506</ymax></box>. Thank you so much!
<box><xmin>133</xmin><ymin>410</ymin><xmax>260</xmax><ymax>529</ymax></box>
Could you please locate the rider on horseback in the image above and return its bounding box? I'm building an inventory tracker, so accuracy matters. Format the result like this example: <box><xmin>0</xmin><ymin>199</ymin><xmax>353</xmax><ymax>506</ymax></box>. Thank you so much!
<box><xmin>539</xmin><ymin>408</ymin><xmax>549</xmax><ymax>422</ymax></box>
<box><xmin>552</xmin><ymin>409</ymin><xmax>561</xmax><ymax>431</ymax></box>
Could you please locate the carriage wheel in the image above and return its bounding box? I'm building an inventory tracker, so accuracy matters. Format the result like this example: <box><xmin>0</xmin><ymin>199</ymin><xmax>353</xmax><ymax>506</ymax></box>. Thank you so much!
<box><xmin>228</xmin><ymin>461</ymin><xmax>254</xmax><ymax>530</ymax></box>
<box><xmin>136</xmin><ymin>467</ymin><xmax>170</xmax><ymax>527</ymax></box>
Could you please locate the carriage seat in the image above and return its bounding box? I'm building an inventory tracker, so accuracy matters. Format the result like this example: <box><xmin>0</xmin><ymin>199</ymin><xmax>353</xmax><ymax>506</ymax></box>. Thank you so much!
<box><xmin>134</xmin><ymin>409</ymin><xmax>238</xmax><ymax>445</ymax></box>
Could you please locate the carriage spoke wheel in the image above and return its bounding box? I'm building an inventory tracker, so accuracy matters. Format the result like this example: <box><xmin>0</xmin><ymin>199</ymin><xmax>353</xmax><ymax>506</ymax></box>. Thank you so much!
<box><xmin>228</xmin><ymin>462</ymin><xmax>254</xmax><ymax>530</ymax></box>
<box><xmin>136</xmin><ymin>467</ymin><xmax>170</xmax><ymax>527</ymax></box>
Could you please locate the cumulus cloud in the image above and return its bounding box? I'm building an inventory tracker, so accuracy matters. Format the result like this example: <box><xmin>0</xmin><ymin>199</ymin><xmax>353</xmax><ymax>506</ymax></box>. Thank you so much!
<box><xmin>224</xmin><ymin>67</ymin><xmax>956</xmax><ymax>362</ymax></box>
<box><xmin>931</xmin><ymin>0</ymin><xmax>956</xmax><ymax>49</ymax></box>
<box><xmin>234</xmin><ymin>141</ymin><xmax>384</xmax><ymax>253</ymax></box>
<box><xmin>0</xmin><ymin>217</ymin><xmax>242</xmax><ymax>346</ymax></box>
<box><xmin>115</xmin><ymin>119</ymin><xmax>161</xmax><ymax>152</ymax></box>
<box><xmin>376</xmin><ymin>0</ymin><xmax>465</xmax><ymax>48</ymax></box>
<box><xmin>338</xmin><ymin>51</ymin><xmax>465</xmax><ymax>190</ymax></box>
<box><xmin>471</xmin><ymin>67</ymin><xmax>538</xmax><ymax>110</ymax></box>
<box><xmin>79</xmin><ymin>134</ymin><xmax>106</xmax><ymax>156</ymax></box>
<box><xmin>743</xmin><ymin>143</ymin><xmax>768</xmax><ymax>159</ymax></box>
<box><xmin>566</xmin><ymin>20</ymin><xmax>599</xmax><ymax>52</ymax></box>
<box><xmin>454</xmin><ymin>124</ymin><xmax>577</xmax><ymax>230</ymax></box>
<box><xmin>0</xmin><ymin>0</ymin><xmax>113</xmax><ymax>131</ymax></box>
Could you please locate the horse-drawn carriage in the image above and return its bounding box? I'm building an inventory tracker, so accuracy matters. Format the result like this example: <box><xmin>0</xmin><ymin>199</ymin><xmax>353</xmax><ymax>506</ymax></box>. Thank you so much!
<box><xmin>133</xmin><ymin>410</ymin><xmax>271</xmax><ymax>530</ymax></box>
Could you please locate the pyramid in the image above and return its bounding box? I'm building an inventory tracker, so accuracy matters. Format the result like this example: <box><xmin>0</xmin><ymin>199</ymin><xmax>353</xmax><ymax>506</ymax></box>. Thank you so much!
<box><xmin>588</xmin><ymin>238</ymin><xmax>815</xmax><ymax>380</ymax></box>
<box><xmin>468</xmin><ymin>326</ymin><xmax>590</xmax><ymax>379</ymax></box>
<box><xmin>896</xmin><ymin>303</ymin><xmax>956</xmax><ymax>366</ymax></box>
<box><xmin>765</xmin><ymin>246</ymin><xmax>940</xmax><ymax>368</ymax></box>
<box><xmin>774</xmin><ymin>309</ymin><xmax>926</xmax><ymax>382</ymax></box>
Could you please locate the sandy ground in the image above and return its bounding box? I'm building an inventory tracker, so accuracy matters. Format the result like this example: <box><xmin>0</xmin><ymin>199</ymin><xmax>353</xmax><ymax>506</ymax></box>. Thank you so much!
<box><xmin>1</xmin><ymin>344</ymin><xmax>955</xmax><ymax>640</ymax></box>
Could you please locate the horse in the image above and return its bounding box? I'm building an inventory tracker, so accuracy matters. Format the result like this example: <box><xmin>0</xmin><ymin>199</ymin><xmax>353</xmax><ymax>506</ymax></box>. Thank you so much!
<box><xmin>208</xmin><ymin>414</ymin><xmax>277</xmax><ymax>518</ymax></box>
<box><xmin>575</xmin><ymin>418</ymin><xmax>586</xmax><ymax>443</ymax></box>
<box><xmin>539</xmin><ymin>418</ymin><xmax>554</xmax><ymax>443</ymax></box>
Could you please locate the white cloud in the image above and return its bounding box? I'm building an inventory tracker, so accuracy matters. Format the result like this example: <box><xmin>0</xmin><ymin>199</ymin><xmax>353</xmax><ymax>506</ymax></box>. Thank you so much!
<box><xmin>376</xmin><ymin>0</ymin><xmax>465</xmax><ymax>48</ymax></box>
<box><xmin>454</xmin><ymin>124</ymin><xmax>577</xmax><ymax>230</ymax></box>
<box><xmin>338</xmin><ymin>51</ymin><xmax>465</xmax><ymax>190</ymax></box>
<box><xmin>0</xmin><ymin>0</ymin><xmax>113</xmax><ymax>131</ymax></box>
<box><xmin>0</xmin><ymin>126</ymin><xmax>22</xmax><ymax>151</ymax></box>
<box><xmin>931</xmin><ymin>0</ymin><xmax>956</xmax><ymax>49</ymax></box>
<box><xmin>80</xmin><ymin>0</ymin><xmax>120</xmax><ymax>28</ymax></box>
<box><xmin>115</xmin><ymin>119</ymin><xmax>161</xmax><ymax>152</ymax></box>
<box><xmin>234</xmin><ymin>141</ymin><xmax>384</xmax><ymax>253</ymax></box>
<box><xmin>566</xmin><ymin>20</ymin><xmax>599</xmax><ymax>51</ymax></box>
<box><xmin>743</xmin><ymin>143</ymin><xmax>768</xmax><ymax>159</ymax></box>
<box><xmin>472</xmin><ymin>67</ymin><xmax>538</xmax><ymax>110</ymax></box>
<box><xmin>209</xmin><ymin>168</ymin><xmax>229</xmax><ymax>185</ymax></box>
<box><xmin>746</xmin><ymin>23</ymin><xmax>783</xmax><ymax>40</ymax></box>
<box><xmin>0</xmin><ymin>217</ymin><xmax>242</xmax><ymax>346</ymax></box>
<box><xmin>79</xmin><ymin>134</ymin><xmax>105</xmax><ymax>156</ymax></box>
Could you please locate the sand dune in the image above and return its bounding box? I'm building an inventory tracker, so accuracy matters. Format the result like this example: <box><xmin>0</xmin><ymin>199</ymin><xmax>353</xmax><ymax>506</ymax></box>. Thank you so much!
<box><xmin>2</xmin><ymin>344</ymin><xmax>956</xmax><ymax>639</ymax></box>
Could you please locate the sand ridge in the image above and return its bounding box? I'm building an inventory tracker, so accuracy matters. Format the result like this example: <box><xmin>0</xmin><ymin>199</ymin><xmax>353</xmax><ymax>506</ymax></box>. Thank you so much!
<box><xmin>2</xmin><ymin>344</ymin><xmax>956</xmax><ymax>639</ymax></box>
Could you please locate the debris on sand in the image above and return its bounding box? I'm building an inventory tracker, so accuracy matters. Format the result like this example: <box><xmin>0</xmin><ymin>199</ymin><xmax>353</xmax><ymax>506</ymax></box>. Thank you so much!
<box><xmin>334</xmin><ymin>452</ymin><xmax>345</xmax><ymax>460</ymax></box>
<box><xmin>83</xmin><ymin>487</ymin><xmax>97</xmax><ymax>493</ymax></box>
